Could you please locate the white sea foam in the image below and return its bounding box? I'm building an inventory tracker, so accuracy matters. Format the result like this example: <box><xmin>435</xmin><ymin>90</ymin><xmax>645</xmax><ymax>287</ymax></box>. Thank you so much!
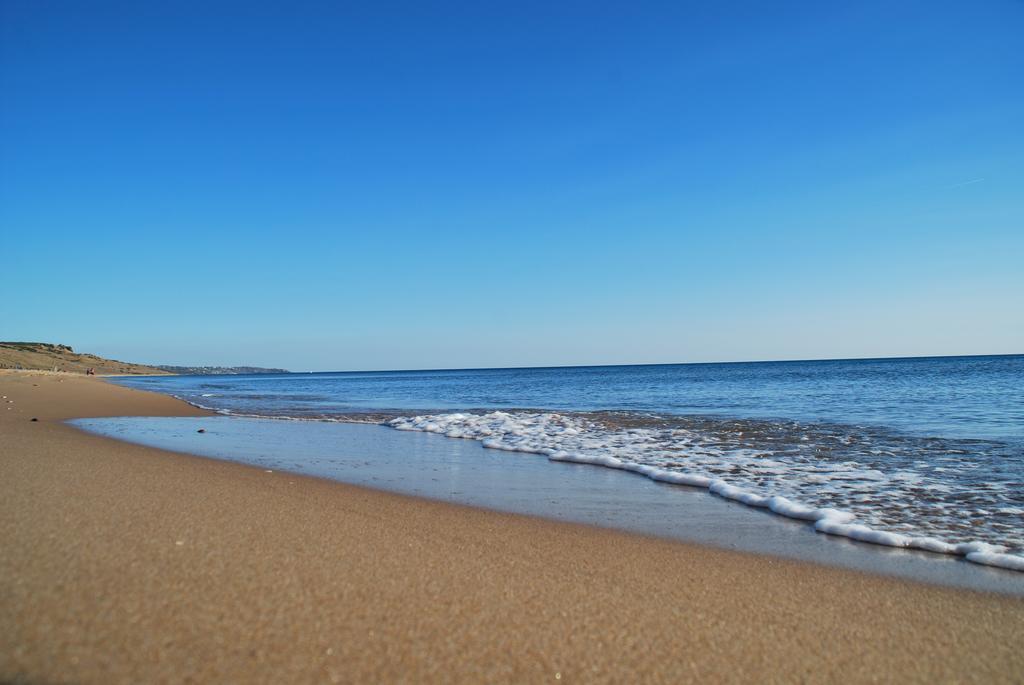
<box><xmin>966</xmin><ymin>551</ymin><xmax>1024</xmax><ymax>572</ymax></box>
<box><xmin>388</xmin><ymin>411</ymin><xmax>1024</xmax><ymax>573</ymax></box>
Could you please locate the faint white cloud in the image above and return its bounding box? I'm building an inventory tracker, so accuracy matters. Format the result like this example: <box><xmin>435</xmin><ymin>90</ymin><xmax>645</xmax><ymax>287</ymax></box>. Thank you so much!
<box><xmin>946</xmin><ymin>178</ymin><xmax>985</xmax><ymax>189</ymax></box>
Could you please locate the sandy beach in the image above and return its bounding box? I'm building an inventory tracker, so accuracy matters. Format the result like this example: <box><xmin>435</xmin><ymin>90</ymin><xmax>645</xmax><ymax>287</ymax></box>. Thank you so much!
<box><xmin>1</xmin><ymin>371</ymin><xmax>1022</xmax><ymax>683</ymax></box>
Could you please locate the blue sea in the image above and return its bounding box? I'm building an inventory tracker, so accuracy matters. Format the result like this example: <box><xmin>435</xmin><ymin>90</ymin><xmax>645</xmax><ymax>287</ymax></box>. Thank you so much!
<box><xmin>111</xmin><ymin>355</ymin><xmax>1024</xmax><ymax>571</ymax></box>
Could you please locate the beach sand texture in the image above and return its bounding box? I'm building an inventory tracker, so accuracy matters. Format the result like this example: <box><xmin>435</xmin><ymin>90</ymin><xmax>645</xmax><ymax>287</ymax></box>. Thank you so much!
<box><xmin>1</xmin><ymin>371</ymin><xmax>1022</xmax><ymax>683</ymax></box>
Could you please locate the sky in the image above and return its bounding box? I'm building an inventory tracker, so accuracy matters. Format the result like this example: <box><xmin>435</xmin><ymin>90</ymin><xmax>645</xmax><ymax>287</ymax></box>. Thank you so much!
<box><xmin>1</xmin><ymin>1</ymin><xmax>1022</xmax><ymax>371</ymax></box>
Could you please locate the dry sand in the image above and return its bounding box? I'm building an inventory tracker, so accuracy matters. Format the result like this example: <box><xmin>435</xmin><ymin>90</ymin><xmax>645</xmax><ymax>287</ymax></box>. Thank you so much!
<box><xmin>1</xmin><ymin>371</ymin><xmax>1022</xmax><ymax>683</ymax></box>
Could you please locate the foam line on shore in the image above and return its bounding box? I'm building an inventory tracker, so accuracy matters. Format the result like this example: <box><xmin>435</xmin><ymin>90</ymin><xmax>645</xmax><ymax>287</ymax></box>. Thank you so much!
<box><xmin>387</xmin><ymin>411</ymin><xmax>1024</xmax><ymax>573</ymax></box>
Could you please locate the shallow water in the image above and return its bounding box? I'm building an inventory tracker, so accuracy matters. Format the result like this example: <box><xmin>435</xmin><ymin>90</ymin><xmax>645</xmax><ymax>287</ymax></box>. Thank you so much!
<box><xmin>112</xmin><ymin>355</ymin><xmax>1024</xmax><ymax>570</ymax></box>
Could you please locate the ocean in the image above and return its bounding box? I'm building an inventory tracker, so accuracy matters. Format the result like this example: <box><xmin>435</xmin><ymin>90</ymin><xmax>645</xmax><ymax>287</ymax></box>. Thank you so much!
<box><xmin>109</xmin><ymin>354</ymin><xmax>1024</xmax><ymax>571</ymax></box>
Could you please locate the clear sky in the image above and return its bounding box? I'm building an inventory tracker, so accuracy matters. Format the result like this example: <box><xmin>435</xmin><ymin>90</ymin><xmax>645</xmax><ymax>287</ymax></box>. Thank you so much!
<box><xmin>2</xmin><ymin>1</ymin><xmax>1022</xmax><ymax>371</ymax></box>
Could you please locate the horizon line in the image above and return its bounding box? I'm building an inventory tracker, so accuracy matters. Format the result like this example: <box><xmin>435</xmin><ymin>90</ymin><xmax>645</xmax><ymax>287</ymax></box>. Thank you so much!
<box><xmin>160</xmin><ymin>351</ymin><xmax>1023</xmax><ymax>376</ymax></box>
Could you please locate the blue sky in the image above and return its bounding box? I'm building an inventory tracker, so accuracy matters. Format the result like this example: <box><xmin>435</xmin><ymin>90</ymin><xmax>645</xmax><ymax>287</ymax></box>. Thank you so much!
<box><xmin>2</xmin><ymin>1</ymin><xmax>1022</xmax><ymax>371</ymax></box>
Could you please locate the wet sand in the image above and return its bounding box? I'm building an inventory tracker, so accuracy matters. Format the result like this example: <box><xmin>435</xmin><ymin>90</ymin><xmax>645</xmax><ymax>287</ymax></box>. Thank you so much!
<box><xmin>2</xmin><ymin>371</ymin><xmax>1022</xmax><ymax>683</ymax></box>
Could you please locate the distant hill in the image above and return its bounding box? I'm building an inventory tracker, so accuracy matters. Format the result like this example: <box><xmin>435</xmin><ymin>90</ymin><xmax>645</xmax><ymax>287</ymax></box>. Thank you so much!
<box><xmin>0</xmin><ymin>342</ymin><xmax>171</xmax><ymax>375</ymax></box>
<box><xmin>155</xmin><ymin>365</ymin><xmax>289</xmax><ymax>375</ymax></box>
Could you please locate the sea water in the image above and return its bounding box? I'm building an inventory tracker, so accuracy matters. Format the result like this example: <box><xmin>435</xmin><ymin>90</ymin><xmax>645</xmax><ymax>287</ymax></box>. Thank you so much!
<box><xmin>111</xmin><ymin>355</ymin><xmax>1024</xmax><ymax>571</ymax></box>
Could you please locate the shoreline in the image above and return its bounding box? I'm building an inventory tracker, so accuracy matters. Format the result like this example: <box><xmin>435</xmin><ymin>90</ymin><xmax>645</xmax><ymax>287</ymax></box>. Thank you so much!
<box><xmin>104</xmin><ymin>374</ymin><xmax>1024</xmax><ymax>578</ymax></box>
<box><xmin>72</xmin><ymin>414</ymin><xmax>1024</xmax><ymax>595</ymax></box>
<box><xmin>110</xmin><ymin>359</ymin><xmax>1024</xmax><ymax>577</ymax></box>
<box><xmin>3</xmin><ymin>370</ymin><xmax>1023</xmax><ymax>682</ymax></box>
